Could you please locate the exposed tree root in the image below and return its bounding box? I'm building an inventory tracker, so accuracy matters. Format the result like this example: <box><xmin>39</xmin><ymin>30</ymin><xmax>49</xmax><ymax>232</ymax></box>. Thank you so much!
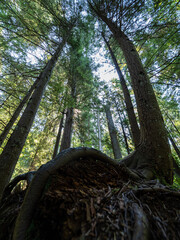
<box><xmin>132</xmin><ymin>203</ymin><xmax>149</xmax><ymax>240</ymax></box>
<box><xmin>2</xmin><ymin>171</ymin><xmax>36</xmax><ymax>200</ymax></box>
<box><xmin>0</xmin><ymin>147</ymin><xmax>179</xmax><ymax>240</ymax></box>
<box><xmin>13</xmin><ymin>147</ymin><xmax>141</xmax><ymax>240</ymax></box>
<box><xmin>120</xmin><ymin>143</ymin><xmax>174</xmax><ymax>183</ymax></box>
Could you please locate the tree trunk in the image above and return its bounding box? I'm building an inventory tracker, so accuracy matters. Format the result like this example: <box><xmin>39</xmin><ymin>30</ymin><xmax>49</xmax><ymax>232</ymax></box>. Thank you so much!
<box><xmin>0</xmin><ymin>77</ymin><xmax>40</xmax><ymax>147</ymax></box>
<box><xmin>105</xmin><ymin>103</ymin><xmax>122</xmax><ymax>159</ymax></box>
<box><xmin>97</xmin><ymin>110</ymin><xmax>102</xmax><ymax>151</ymax></box>
<box><xmin>114</xmin><ymin>98</ymin><xmax>130</xmax><ymax>154</ymax></box>
<box><xmin>168</xmin><ymin>134</ymin><xmax>180</xmax><ymax>177</ymax></box>
<box><xmin>103</xmin><ymin>34</ymin><xmax>140</xmax><ymax>147</ymax></box>
<box><xmin>90</xmin><ymin>6</ymin><xmax>173</xmax><ymax>183</ymax></box>
<box><xmin>113</xmin><ymin>29</ymin><xmax>173</xmax><ymax>182</ymax></box>
<box><xmin>52</xmin><ymin>113</ymin><xmax>64</xmax><ymax>158</ymax></box>
<box><xmin>169</xmin><ymin>135</ymin><xmax>180</xmax><ymax>159</ymax></box>
<box><xmin>0</xmin><ymin>39</ymin><xmax>67</xmax><ymax>200</ymax></box>
<box><xmin>60</xmin><ymin>76</ymin><xmax>76</xmax><ymax>151</ymax></box>
<box><xmin>60</xmin><ymin>108</ymin><xmax>74</xmax><ymax>151</ymax></box>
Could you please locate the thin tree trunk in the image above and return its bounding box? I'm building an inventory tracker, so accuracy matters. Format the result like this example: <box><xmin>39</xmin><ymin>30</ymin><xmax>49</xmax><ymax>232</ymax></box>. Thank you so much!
<box><xmin>169</xmin><ymin>135</ymin><xmax>180</xmax><ymax>158</ymax></box>
<box><xmin>0</xmin><ymin>39</ymin><xmax>67</xmax><ymax>199</ymax></box>
<box><xmin>60</xmin><ymin>108</ymin><xmax>74</xmax><ymax>151</ymax></box>
<box><xmin>52</xmin><ymin>113</ymin><xmax>64</xmax><ymax>158</ymax></box>
<box><xmin>168</xmin><ymin>133</ymin><xmax>180</xmax><ymax>177</ymax></box>
<box><xmin>0</xmin><ymin>77</ymin><xmax>40</xmax><ymax>147</ymax></box>
<box><xmin>60</xmin><ymin>78</ymin><xmax>76</xmax><ymax>151</ymax></box>
<box><xmin>97</xmin><ymin>110</ymin><xmax>102</xmax><ymax>151</ymax></box>
<box><xmin>103</xmin><ymin>34</ymin><xmax>140</xmax><ymax>147</ymax></box>
<box><xmin>120</xmin><ymin>99</ymin><xmax>133</xmax><ymax>140</ymax></box>
<box><xmin>90</xmin><ymin>7</ymin><xmax>173</xmax><ymax>183</ymax></box>
<box><xmin>105</xmin><ymin>103</ymin><xmax>122</xmax><ymax>159</ymax></box>
<box><xmin>114</xmin><ymin>98</ymin><xmax>130</xmax><ymax>154</ymax></box>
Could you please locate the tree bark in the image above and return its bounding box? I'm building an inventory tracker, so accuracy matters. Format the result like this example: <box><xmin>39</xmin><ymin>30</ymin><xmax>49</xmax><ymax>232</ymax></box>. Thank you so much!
<box><xmin>97</xmin><ymin>110</ymin><xmax>102</xmax><ymax>151</ymax></box>
<box><xmin>114</xmin><ymin>98</ymin><xmax>130</xmax><ymax>154</ymax></box>
<box><xmin>60</xmin><ymin>108</ymin><xmax>74</xmax><ymax>151</ymax></box>
<box><xmin>52</xmin><ymin>113</ymin><xmax>65</xmax><ymax>159</ymax></box>
<box><xmin>0</xmin><ymin>77</ymin><xmax>40</xmax><ymax>147</ymax></box>
<box><xmin>103</xmin><ymin>34</ymin><xmax>140</xmax><ymax>147</ymax></box>
<box><xmin>89</xmin><ymin>4</ymin><xmax>173</xmax><ymax>183</ymax></box>
<box><xmin>60</xmin><ymin>78</ymin><xmax>76</xmax><ymax>151</ymax></box>
<box><xmin>0</xmin><ymin>39</ymin><xmax>67</xmax><ymax>200</ymax></box>
<box><xmin>168</xmin><ymin>134</ymin><xmax>180</xmax><ymax>177</ymax></box>
<box><xmin>169</xmin><ymin>135</ymin><xmax>180</xmax><ymax>159</ymax></box>
<box><xmin>105</xmin><ymin>103</ymin><xmax>122</xmax><ymax>159</ymax></box>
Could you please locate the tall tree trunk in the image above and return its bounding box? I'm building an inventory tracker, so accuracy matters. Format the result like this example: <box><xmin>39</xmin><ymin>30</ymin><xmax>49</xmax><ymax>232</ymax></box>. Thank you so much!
<box><xmin>60</xmin><ymin>108</ymin><xmax>74</xmax><ymax>151</ymax></box>
<box><xmin>90</xmin><ymin>6</ymin><xmax>173</xmax><ymax>183</ymax></box>
<box><xmin>0</xmin><ymin>77</ymin><xmax>40</xmax><ymax>147</ymax></box>
<box><xmin>103</xmin><ymin>34</ymin><xmax>140</xmax><ymax>147</ymax></box>
<box><xmin>0</xmin><ymin>39</ymin><xmax>67</xmax><ymax>199</ymax></box>
<box><xmin>105</xmin><ymin>103</ymin><xmax>122</xmax><ymax>159</ymax></box>
<box><xmin>52</xmin><ymin>113</ymin><xmax>64</xmax><ymax>158</ymax></box>
<box><xmin>114</xmin><ymin>98</ymin><xmax>130</xmax><ymax>154</ymax></box>
<box><xmin>169</xmin><ymin>135</ymin><xmax>180</xmax><ymax>159</ymax></box>
<box><xmin>60</xmin><ymin>78</ymin><xmax>76</xmax><ymax>151</ymax></box>
<box><xmin>168</xmin><ymin>134</ymin><xmax>180</xmax><ymax>176</ymax></box>
<box><xmin>97</xmin><ymin>110</ymin><xmax>102</xmax><ymax>151</ymax></box>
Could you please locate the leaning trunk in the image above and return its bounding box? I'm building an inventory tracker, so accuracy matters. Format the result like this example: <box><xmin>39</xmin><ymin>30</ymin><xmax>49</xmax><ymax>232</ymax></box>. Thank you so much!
<box><xmin>105</xmin><ymin>103</ymin><xmax>122</xmax><ymax>159</ymax></box>
<box><xmin>115</xmin><ymin>30</ymin><xmax>173</xmax><ymax>182</ymax></box>
<box><xmin>91</xmin><ymin>7</ymin><xmax>173</xmax><ymax>182</ymax></box>
<box><xmin>88</xmin><ymin>3</ymin><xmax>173</xmax><ymax>182</ymax></box>
<box><xmin>103</xmin><ymin>35</ymin><xmax>140</xmax><ymax>147</ymax></box>
<box><xmin>0</xmin><ymin>77</ymin><xmax>40</xmax><ymax>147</ymax></box>
<box><xmin>0</xmin><ymin>39</ymin><xmax>67</xmax><ymax>200</ymax></box>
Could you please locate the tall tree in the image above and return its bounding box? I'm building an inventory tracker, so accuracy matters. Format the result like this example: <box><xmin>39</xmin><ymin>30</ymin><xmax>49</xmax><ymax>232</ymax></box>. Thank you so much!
<box><xmin>97</xmin><ymin>110</ymin><xmax>102</xmax><ymax>151</ymax></box>
<box><xmin>102</xmin><ymin>34</ymin><xmax>140</xmax><ymax>147</ymax></box>
<box><xmin>0</xmin><ymin>38</ymin><xmax>68</xmax><ymax>199</ymax></box>
<box><xmin>52</xmin><ymin>112</ymin><xmax>65</xmax><ymax>158</ymax></box>
<box><xmin>113</xmin><ymin>97</ymin><xmax>130</xmax><ymax>154</ymax></box>
<box><xmin>89</xmin><ymin>0</ymin><xmax>173</xmax><ymax>183</ymax></box>
<box><xmin>104</xmin><ymin>103</ymin><xmax>122</xmax><ymax>159</ymax></box>
<box><xmin>0</xmin><ymin>77</ymin><xmax>40</xmax><ymax>147</ymax></box>
<box><xmin>60</xmin><ymin>78</ymin><xmax>76</xmax><ymax>151</ymax></box>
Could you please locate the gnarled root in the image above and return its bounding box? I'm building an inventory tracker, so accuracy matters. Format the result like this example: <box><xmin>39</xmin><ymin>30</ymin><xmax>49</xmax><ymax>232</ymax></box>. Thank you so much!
<box><xmin>2</xmin><ymin>171</ymin><xmax>36</xmax><ymax>200</ymax></box>
<box><xmin>13</xmin><ymin>147</ymin><xmax>141</xmax><ymax>240</ymax></box>
<box><xmin>132</xmin><ymin>203</ymin><xmax>149</xmax><ymax>240</ymax></box>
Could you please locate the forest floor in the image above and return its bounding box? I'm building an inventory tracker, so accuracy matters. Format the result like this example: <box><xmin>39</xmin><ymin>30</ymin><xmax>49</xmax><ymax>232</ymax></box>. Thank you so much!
<box><xmin>0</xmin><ymin>157</ymin><xmax>180</xmax><ymax>240</ymax></box>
